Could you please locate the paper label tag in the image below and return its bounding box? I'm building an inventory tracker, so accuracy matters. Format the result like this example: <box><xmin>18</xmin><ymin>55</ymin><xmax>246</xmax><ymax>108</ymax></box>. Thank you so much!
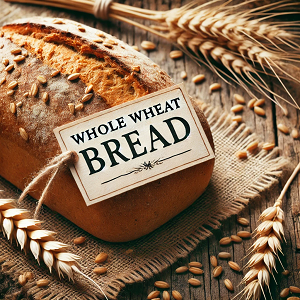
<box><xmin>54</xmin><ymin>84</ymin><xmax>214</xmax><ymax>206</ymax></box>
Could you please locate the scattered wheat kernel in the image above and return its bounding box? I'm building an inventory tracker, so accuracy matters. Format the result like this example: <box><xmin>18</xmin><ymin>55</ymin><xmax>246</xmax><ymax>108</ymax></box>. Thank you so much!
<box><xmin>2</xmin><ymin>58</ymin><xmax>9</xmax><ymax>66</ymax></box>
<box><xmin>188</xmin><ymin>262</ymin><xmax>202</xmax><ymax>268</ymax></box>
<box><xmin>262</xmin><ymin>142</ymin><xmax>275</xmax><ymax>151</ymax></box>
<box><xmin>93</xmin><ymin>267</ymin><xmax>107</xmax><ymax>275</ymax></box>
<box><xmin>13</xmin><ymin>55</ymin><xmax>25</xmax><ymax>62</ymax></box>
<box><xmin>75</xmin><ymin>103</ymin><xmax>84</xmax><ymax>111</ymax></box>
<box><xmin>290</xmin><ymin>286</ymin><xmax>300</xmax><ymax>294</ymax></box>
<box><xmin>292</xmin><ymin>129</ymin><xmax>300</xmax><ymax>139</ymax></box>
<box><xmin>81</xmin><ymin>93</ymin><xmax>93</xmax><ymax>103</ymax></box>
<box><xmin>85</xmin><ymin>85</ymin><xmax>93</xmax><ymax>94</ymax></box>
<box><xmin>37</xmin><ymin>75</ymin><xmax>47</xmax><ymax>84</ymax></box>
<box><xmin>234</xmin><ymin>94</ymin><xmax>245</xmax><ymax>104</ymax></box>
<box><xmin>230</xmin><ymin>235</ymin><xmax>242</xmax><ymax>243</ymax></box>
<box><xmin>16</xmin><ymin>101</ymin><xmax>23</xmax><ymax>108</ymax></box>
<box><xmin>192</xmin><ymin>74</ymin><xmax>205</xmax><ymax>83</ymax></box>
<box><xmin>10</xmin><ymin>103</ymin><xmax>16</xmax><ymax>114</ymax></box>
<box><xmin>280</xmin><ymin>288</ymin><xmax>290</xmax><ymax>298</ymax></box>
<box><xmin>42</xmin><ymin>92</ymin><xmax>49</xmax><ymax>103</ymax></box>
<box><xmin>0</xmin><ymin>44</ymin><xmax>3</xmax><ymax>49</ymax></box>
<box><xmin>51</xmin><ymin>70</ymin><xmax>60</xmax><ymax>77</ymax></box>
<box><xmin>237</xmin><ymin>231</ymin><xmax>251</xmax><ymax>238</ymax></box>
<box><xmin>93</xmin><ymin>38</ymin><xmax>104</xmax><ymax>43</ymax></box>
<box><xmin>254</xmin><ymin>106</ymin><xmax>265</xmax><ymax>116</ymax></box>
<box><xmin>163</xmin><ymin>291</ymin><xmax>170</xmax><ymax>300</ymax></box>
<box><xmin>210</xmin><ymin>83</ymin><xmax>221</xmax><ymax>93</ymax></box>
<box><xmin>24</xmin><ymin>272</ymin><xmax>34</xmax><ymax>281</ymax></box>
<box><xmin>141</xmin><ymin>41</ymin><xmax>156</xmax><ymax>51</ymax></box>
<box><xmin>19</xmin><ymin>127</ymin><xmax>28</xmax><ymax>141</ymax></box>
<box><xmin>231</xmin><ymin>104</ymin><xmax>244</xmax><ymax>113</ymax></box>
<box><xmin>246</xmin><ymin>141</ymin><xmax>258</xmax><ymax>152</ymax></box>
<box><xmin>0</xmin><ymin>77</ymin><xmax>6</xmax><ymax>85</ymax></box>
<box><xmin>287</xmin><ymin>297</ymin><xmax>300</xmax><ymax>300</ymax></box>
<box><xmin>52</xmin><ymin>19</ymin><xmax>65</xmax><ymax>24</ymax></box>
<box><xmin>213</xmin><ymin>266</ymin><xmax>223</xmax><ymax>277</ymax></box>
<box><xmin>154</xmin><ymin>281</ymin><xmax>170</xmax><ymax>289</ymax></box>
<box><xmin>30</xmin><ymin>83</ymin><xmax>38</xmax><ymax>97</ymax></box>
<box><xmin>131</xmin><ymin>45</ymin><xmax>139</xmax><ymax>51</ymax></box>
<box><xmin>180</xmin><ymin>71</ymin><xmax>187</xmax><ymax>79</ymax></box>
<box><xmin>224</xmin><ymin>279</ymin><xmax>234</xmax><ymax>291</ymax></box>
<box><xmin>95</xmin><ymin>252</ymin><xmax>108</xmax><ymax>263</ymax></box>
<box><xmin>68</xmin><ymin>73</ymin><xmax>80</xmax><ymax>81</ymax></box>
<box><xmin>8</xmin><ymin>80</ymin><xmax>18</xmax><ymax>89</ymax></box>
<box><xmin>7</xmin><ymin>90</ymin><xmax>14</xmax><ymax>96</ymax></box>
<box><xmin>23</xmin><ymin>92</ymin><xmax>29</xmax><ymax>97</ymax></box>
<box><xmin>282</xmin><ymin>270</ymin><xmax>290</xmax><ymax>276</ymax></box>
<box><xmin>147</xmin><ymin>291</ymin><xmax>160</xmax><ymax>299</ymax></box>
<box><xmin>169</xmin><ymin>50</ymin><xmax>183</xmax><ymax>59</ymax></box>
<box><xmin>132</xmin><ymin>66</ymin><xmax>140</xmax><ymax>72</ymax></box>
<box><xmin>189</xmin><ymin>267</ymin><xmax>204</xmax><ymax>275</ymax></box>
<box><xmin>210</xmin><ymin>256</ymin><xmax>218</xmax><ymax>267</ymax></box>
<box><xmin>11</xmin><ymin>48</ymin><xmax>21</xmax><ymax>55</ymax></box>
<box><xmin>218</xmin><ymin>252</ymin><xmax>231</xmax><ymax>259</ymax></box>
<box><xmin>188</xmin><ymin>278</ymin><xmax>201</xmax><ymax>286</ymax></box>
<box><xmin>68</xmin><ymin>103</ymin><xmax>75</xmax><ymax>114</ymax></box>
<box><xmin>254</xmin><ymin>98</ymin><xmax>265</xmax><ymax>107</ymax></box>
<box><xmin>277</xmin><ymin>123</ymin><xmax>290</xmax><ymax>134</ymax></box>
<box><xmin>5</xmin><ymin>64</ymin><xmax>14</xmax><ymax>72</ymax></box>
<box><xmin>78</xmin><ymin>26</ymin><xmax>86</xmax><ymax>32</ymax></box>
<box><xmin>237</xmin><ymin>217</ymin><xmax>249</xmax><ymax>226</ymax></box>
<box><xmin>232</xmin><ymin>115</ymin><xmax>243</xmax><ymax>123</ymax></box>
<box><xmin>236</xmin><ymin>150</ymin><xmax>247</xmax><ymax>159</ymax></box>
<box><xmin>18</xmin><ymin>274</ymin><xmax>27</xmax><ymax>286</ymax></box>
<box><xmin>248</xmin><ymin>98</ymin><xmax>257</xmax><ymax>108</ymax></box>
<box><xmin>97</xmin><ymin>32</ymin><xmax>105</xmax><ymax>37</ymax></box>
<box><xmin>219</xmin><ymin>237</ymin><xmax>232</xmax><ymax>246</ymax></box>
<box><xmin>172</xmin><ymin>290</ymin><xmax>183</xmax><ymax>300</ymax></box>
<box><xmin>228</xmin><ymin>261</ymin><xmax>241</xmax><ymax>272</ymax></box>
<box><xmin>36</xmin><ymin>279</ymin><xmax>50</xmax><ymax>287</ymax></box>
<box><xmin>73</xmin><ymin>236</ymin><xmax>85</xmax><ymax>245</ymax></box>
<box><xmin>175</xmin><ymin>266</ymin><xmax>188</xmax><ymax>274</ymax></box>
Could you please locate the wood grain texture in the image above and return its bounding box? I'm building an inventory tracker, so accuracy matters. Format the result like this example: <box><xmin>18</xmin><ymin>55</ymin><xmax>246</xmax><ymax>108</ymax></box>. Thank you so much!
<box><xmin>1</xmin><ymin>0</ymin><xmax>300</xmax><ymax>299</ymax></box>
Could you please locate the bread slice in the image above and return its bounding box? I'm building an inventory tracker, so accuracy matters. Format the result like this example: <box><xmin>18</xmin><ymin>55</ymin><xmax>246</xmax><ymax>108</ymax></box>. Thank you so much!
<box><xmin>0</xmin><ymin>17</ymin><xmax>214</xmax><ymax>242</ymax></box>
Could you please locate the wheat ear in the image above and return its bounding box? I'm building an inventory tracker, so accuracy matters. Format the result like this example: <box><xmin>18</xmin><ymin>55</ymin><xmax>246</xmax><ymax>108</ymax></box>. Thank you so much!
<box><xmin>0</xmin><ymin>197</ymin><xmax>108</xmax><ymax>300</ymax></box>
<box><xmin>235</xmin><ymin>162</ymin><xmax>300</xmax><ymax>300</ymax></box>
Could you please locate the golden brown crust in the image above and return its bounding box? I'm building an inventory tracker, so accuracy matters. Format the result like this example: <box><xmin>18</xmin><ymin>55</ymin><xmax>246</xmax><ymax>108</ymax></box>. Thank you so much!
<box><xmin>0</xmin><ymin>18</ymin><xmax>214</xmax><ymax>242</ymax></box>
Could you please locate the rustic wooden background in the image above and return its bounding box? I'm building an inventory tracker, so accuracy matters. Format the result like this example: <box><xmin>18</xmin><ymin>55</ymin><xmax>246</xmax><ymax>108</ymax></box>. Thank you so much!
<box><xmin>1</xmin><ymin>0</ymin><xmax>300</xmax><ymax>299</ymax></box>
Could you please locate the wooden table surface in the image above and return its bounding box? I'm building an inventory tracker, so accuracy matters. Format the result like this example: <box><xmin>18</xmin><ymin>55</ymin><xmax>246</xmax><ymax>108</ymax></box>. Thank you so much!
<box><xmin>1</xmin><ymin>0</ymin><xmax>300</xmax><ymax>299</ymax></box>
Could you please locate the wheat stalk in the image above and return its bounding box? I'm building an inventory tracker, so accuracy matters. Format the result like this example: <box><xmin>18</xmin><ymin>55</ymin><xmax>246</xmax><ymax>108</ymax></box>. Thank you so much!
<box><xmin>0</xmin><ymin>196</ymin><xmax>108</xmax><ymax>299</ymax></box>
<box><xmin>235</xmin><ymin>162</ymin><xmax>300</xmax><ymax>300</ymax></box>
<box><xmin>5</xmin><ymin>0</ymin><xmax>300</xmax><ymax>109</ymax></box>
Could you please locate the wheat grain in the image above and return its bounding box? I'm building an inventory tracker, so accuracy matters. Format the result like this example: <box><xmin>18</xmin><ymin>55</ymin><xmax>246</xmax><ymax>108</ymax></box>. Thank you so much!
<box><xmin>147</xmin><ymin>291</ymin><xmax>160</xmax><ymax>299</ymax></box>
<box><xmin>175</xmin><ymin>266</ymin><xmax>188</xmax><ymax>274</ymax></box>
<box><xmin>95</xmin><ymin>252</ymin><xmax>108</xmax><ymax>263</ymax></box>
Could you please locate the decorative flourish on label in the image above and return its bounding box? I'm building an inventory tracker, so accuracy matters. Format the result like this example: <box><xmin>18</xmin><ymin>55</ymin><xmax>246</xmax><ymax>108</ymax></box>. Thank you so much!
<box><xmin>102</xmin><ymin>149</ymin><xmax>192</xmax><ymax>185</ymax></box>
<box><xmin>133</xmin><ymin>159</ymin><xmax>162</xmax><ymax>173</ymax></box>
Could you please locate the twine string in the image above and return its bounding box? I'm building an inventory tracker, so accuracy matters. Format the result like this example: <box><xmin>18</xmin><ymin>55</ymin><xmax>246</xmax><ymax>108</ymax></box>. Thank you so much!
<box><xmin>18</xmin><ymin>151</ymin><xmax>78</xmax><ymax>218</ymax></box>
<box><xmin>93</xmin><ymin>0</ymin><xmax>113</xmax><ymax>20</ymax></box>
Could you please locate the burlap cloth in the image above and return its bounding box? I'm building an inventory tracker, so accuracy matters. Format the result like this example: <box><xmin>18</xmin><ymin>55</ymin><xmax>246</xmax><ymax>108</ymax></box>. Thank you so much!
<box><xmin>0</xmin><ymin>100</ymin><xmax>291</xmax><ymax>299</ymax></box>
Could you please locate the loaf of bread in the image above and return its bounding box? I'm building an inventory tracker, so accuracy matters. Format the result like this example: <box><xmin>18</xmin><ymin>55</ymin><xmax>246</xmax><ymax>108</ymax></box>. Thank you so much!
<box><xmin>0</xmin><ymin>17</ymin><xmax>214</xmax><ymax>242</ymax></box>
